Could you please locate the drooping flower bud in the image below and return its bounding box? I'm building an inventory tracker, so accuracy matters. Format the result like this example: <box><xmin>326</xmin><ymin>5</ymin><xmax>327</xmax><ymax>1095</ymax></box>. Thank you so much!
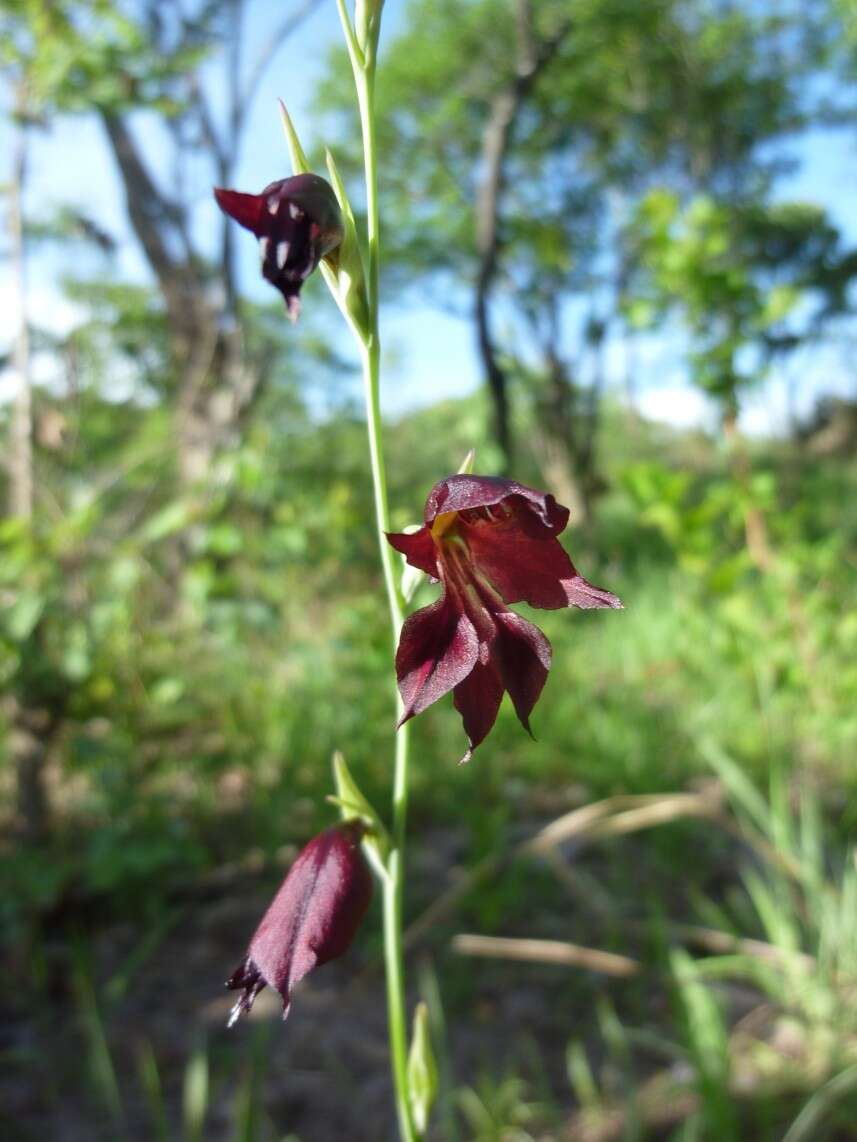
<box><xmin>226</xmin><ymin>821</ymin><xmax>372</xmax><ymax>1025</ymax></box>
<box><xmin>214</xmin><ymin>174</ymin><xmax>344</xmax><ymax>321</ymax></box>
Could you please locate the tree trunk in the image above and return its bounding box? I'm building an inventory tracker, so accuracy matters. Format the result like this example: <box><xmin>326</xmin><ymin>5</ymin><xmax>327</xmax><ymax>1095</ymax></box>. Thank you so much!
<box><xmin>100</xmin><ymin>112</ymin><xmax>259</xmax><ymax>490</ymax></box>
<box><xmin>722</xmin><ymin>404</ymin><xmax>773</xmax><ymax>572</ymax></box>
<box><xmin>8</xmin><ymin>105</ymin><xmax>33</xmax><ymax>522</ymax></box>
<box><xmin>527</xmin><ymin>295</ymin><xmax>606</xmax><ymax>522</ymax></box>
<box><xmin>473</xmin><ymin>1</ymin><xmax>571</xmax><ymax>472</ymax></box>
<box><xmin>3</xmin><ymin>699</ymin><xmax>61</xmax><ymax>844</ymax></box>
<box><xmin>6</xmin><ymin>102</ymin><xmax>58</xmax><ymax>842</ymax></box>
<box><xmin>475</xmin><ymin>87</ymin><xmax>517</xmax><ymax>471</ymax></box>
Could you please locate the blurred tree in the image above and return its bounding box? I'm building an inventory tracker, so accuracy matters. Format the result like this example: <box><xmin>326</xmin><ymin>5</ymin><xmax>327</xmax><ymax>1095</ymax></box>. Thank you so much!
<box><xmin>0</xmin><ymin>0</ymin><xmax>135</xmax><ymax>839</ymax></box>
<box><xmin>93</xmin><ymin>0</ymin><xmax>322</xmax><ymax>488</ymax></box>
<box><xmin>3</xmin><ymin>0</ymin><xmax>321</xmax><ymax>485</ymax></box>
<box><xmin>317</xmin><ymin>0</ymin><xmax>829</xmax><ymax>514</ymax></box>
<box><xmin>0</xmin><ymin>0</ymin><xmax>321</xmax><ymax>840</ymax></box>
<box><xmin>623</xmin><ymin>193</ymin><xmax>846</xmax><ymax>421</ymax></box>
<box><xmin>6</xmin><ymin>86</ymin><xmax>32</xmax><ymax>526</ymax></box>
<box><xmin>622</xmin><ymin>190</ymin><xmax>851</xmax><ymax>565</ymax></box>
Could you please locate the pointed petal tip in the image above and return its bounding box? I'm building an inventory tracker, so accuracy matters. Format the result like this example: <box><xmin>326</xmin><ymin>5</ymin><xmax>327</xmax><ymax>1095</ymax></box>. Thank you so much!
<box><xmin>214</xmin><ymin>186</ymin><xmax>266</xmax><ymax>233</ymax></box>
<box><xmin>396</xmin><ymin>703</ymin><xmax>416</xmax><ymax>730</ymax></box>
<box><xmin>213</xmin><ymin>186</ymin><xmax>238</xmax><ymax>217</ymax></box>
<box><xmin>598</xmin><ymin>589</ymin><xmax>624</xmax><ymax>610</ymax></box>
<box><xmin>565</xmin><ymin>576</ymin><xmax>624</xmax><ymax>610</ymax></box>
<box><xmin>589</xmin><ymin>592</ymin><xmax>623</xmax><ymax>610</ymax></box>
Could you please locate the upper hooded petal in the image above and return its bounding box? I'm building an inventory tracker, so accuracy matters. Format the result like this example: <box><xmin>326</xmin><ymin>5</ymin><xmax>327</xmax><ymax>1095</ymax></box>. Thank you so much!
<box><xmin>395</xmin><ymin>589</ymin><xmax>479</xmax><ymax>722</ymax></box>
<box><xmin>226</xmin><ymin>822</ymin><xmax>371</xmax><ymax>1024</ymax></box>
<box><xmin>423</xmin><ymin>475</ymin><xmax>569</xmax><ymax>538</ymax></box>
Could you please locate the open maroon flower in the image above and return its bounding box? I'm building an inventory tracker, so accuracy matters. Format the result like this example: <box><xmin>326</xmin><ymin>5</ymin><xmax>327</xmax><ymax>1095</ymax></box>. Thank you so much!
<box><xmin>226</xmin><ymin>821</ymin><xmax>371</xmax><ymax>1025</ymax></box>
<box><xmin>214</xmin><ymin>174</ymin><xmax>343</xmax><ymax>320</ymax></box>
<box><xmin>387</xmin><ymin>476</ymin><xmax>622</xmax><ymax>763</ymax></box>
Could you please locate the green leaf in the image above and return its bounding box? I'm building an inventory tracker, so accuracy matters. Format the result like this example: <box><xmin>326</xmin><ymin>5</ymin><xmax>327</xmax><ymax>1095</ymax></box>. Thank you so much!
<box><xmin>407</xmin><ymin>1001</ymin><xmax>438</xmax><ymax>1135</ymax></box>
<box><xmin>5</xmin><ymin>591</ymin><xmax>45</xmax><ymax>641</ymax></box>
<box><xmin>62</xmin><ymin>623</ymin><xmax>92</xmax><ymax>681</ymax></box>
<box><xmin>182</xmin><ymin>1042</ymin><xmax>209</xmax><ymax>1142</ymax></box>
<box><xmin>140</xmin><ymin>501</ymin><xmax>190</xmax><ymax>544</ymax></box>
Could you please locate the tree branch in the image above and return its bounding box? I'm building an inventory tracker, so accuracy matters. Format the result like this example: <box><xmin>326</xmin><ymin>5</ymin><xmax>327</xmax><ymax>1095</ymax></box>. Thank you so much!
<box><xmin>238</xmin><ymin>0</ymin><xmax>325</xmax><ymax>131</ymax></box>
<box><xmin>100</xmin><ymin>111</ymin><xmax>195</xmax><ymax>307</ymax></box>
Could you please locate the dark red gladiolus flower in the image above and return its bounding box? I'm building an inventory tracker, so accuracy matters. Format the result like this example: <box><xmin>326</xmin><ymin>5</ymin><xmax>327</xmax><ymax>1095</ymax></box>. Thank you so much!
<box><xmin>226</xmin><ymin>821</ymin><xmax>371</xmax><ymax>1026</ymax></box>
<box><xmin>387</xmin><ymin>475</ymin><xmax>622</xmax><ymax>763</ymax></box>
<box><xmin>214</xmin><ymin>174</ymin><xmax>343</xmax><ymax>321</ymax></box>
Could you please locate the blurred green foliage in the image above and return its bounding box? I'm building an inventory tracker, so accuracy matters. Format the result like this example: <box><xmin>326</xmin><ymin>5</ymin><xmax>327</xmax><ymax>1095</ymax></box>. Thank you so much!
<box><xmin>1</xmin><ymin>0</ymin><xmax>857</xmax><ymax>1138</ymax></box>
<box><xmin>2</xmin><ymin>391</ymin><xmax>854</xmax><ymax>933</ymax></box>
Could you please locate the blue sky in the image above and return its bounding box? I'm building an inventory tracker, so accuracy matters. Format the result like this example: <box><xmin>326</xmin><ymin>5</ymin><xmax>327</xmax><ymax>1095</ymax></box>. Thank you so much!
<box><xmin>2</xmin><ymin>0</ymin><xmax>857</xmax><ymax>433</ymax></box>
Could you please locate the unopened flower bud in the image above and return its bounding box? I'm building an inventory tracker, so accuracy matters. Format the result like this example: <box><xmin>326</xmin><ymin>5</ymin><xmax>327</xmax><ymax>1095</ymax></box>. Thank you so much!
<box><xmin>226</xmin><ymin>821</ymin><xmax>372</xmax><ymax>1025</ymax></box>
<box><xmin>214</xmin><ymin>174</ymin><xmax>344</xmax><ymax>321</ymax></box>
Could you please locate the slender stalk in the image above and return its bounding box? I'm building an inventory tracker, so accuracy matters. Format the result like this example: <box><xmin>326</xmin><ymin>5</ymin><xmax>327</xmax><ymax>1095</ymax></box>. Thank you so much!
<box><xmin>359</xmin><ymin>337</ymin><xmax>405</xmax><ymax>638</ymax></box>
<box><xmin>348</xmin><ymin>23</ymin><xmax>418</xmax><ymax>1142</ymax></box>
<box><xmin>357</xmin><ymin>330</ymin><xmax>414</xmax><ymax>1142</ymax></box>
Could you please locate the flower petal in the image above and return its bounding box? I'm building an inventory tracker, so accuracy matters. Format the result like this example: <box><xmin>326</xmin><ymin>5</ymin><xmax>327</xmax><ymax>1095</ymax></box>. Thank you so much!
<box><xmin>491</xmin><ymin>611</ymin><xmax>552</xmax><ymax>734</ymax></box>
<box><xmin>395</xmin><ymin>590</ymin><xmax>479</xmax><ymax>722</ymax></box>
<box><xmin>386</xmin><ymin>526</ymin><xmax>439</xmax><ymax>578</ymax></box>
<box><xmin>424</xmin><ymin>475</ymin><xmax>569</xmax><ymax>538</ymax></box>
<box><xmin>279</xmin><ymin>174</ymin><xmax>344</xmax><ymax>255</ymax></box>
<box><xmin>453</xmin><ymin>659</ymin><xmax>504</xmax><ymax>764</ymax></box>
<box><xmin>563</xmin><ymin>574</ymin><xmax>624</xmax><ymax>609</ymax></box>
<box><xmin>214</xmin><ymin>188</ymin><xmax>267</xmax><ymax>234</ymax></box>
<box><xmin>226</xmin><ymin>822</ymin><xmax>371</xmax><ymax>1025</ymax></box>
<box><xmin>464</xmin><ymin>523</ymin><xmax>623</xmax><ymax>611</ymax></box>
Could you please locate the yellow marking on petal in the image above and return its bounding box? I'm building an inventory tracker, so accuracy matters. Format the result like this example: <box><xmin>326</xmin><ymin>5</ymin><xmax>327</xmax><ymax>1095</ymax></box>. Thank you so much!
<box><xmin>431</xmin><ymin>510</ymin><xmax>458</xmax><ymax>540</ymax></box>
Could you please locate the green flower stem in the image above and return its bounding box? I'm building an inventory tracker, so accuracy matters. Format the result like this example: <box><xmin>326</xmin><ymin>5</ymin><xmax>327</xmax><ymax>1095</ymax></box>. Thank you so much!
<box><xmin>357</xmin><ymin>335</ymin><xmax>415</xmax><ymax>1142</ymax></box>
<box><xmin>347</xmin><ymin>20</ymin><xmax>419</xmax><ymax>1142</ymax></box>
<box><xmin>359</xmin><ymin>335</ymin><xmax>404</xmax><ymax>639</ymax></box>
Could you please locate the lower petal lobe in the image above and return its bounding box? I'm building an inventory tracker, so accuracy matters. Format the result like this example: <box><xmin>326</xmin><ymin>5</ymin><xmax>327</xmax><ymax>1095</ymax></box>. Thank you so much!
<box><xmin>453</xmin><ymin>660</ymin><xmax>504</xmax><ymax>763</ymax></box>
<box><xmin>396</xmin><ymin>591</ymin><xmax>479</xmax><ymax>720</ymax></box>
<box><xmin>491</xmin><ymin>611</ymin><xmax>552</xmax><ymax>733</ymax></box>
